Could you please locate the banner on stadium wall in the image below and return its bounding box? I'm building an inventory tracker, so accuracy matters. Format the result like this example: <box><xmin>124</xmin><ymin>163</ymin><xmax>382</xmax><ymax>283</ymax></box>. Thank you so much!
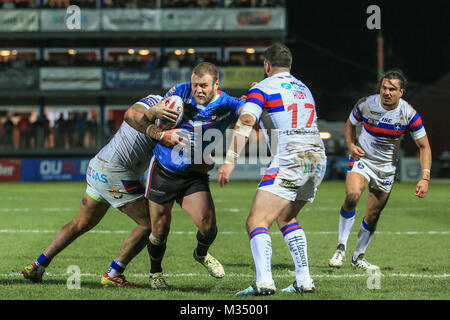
<box><xmin>103</xmin><ymin>68</ymin><xmax>162</xmax><ymax>89</ymax></box>
<box><xmin>21</xmin><ymin>159</ymin><xmax>90</xmax><ymax>181</ymax></box>
<box><xmin>0</xmin><ymin>68</ymin><xmax>38</xmax><ymax>90</ymax></box>
<box><xmin>40</xmin><ymin>67</ymin><xmax>102</xmax><ymax>90</ymax></box>
<box><xmin>0</xmin><ymin>159</ymin><xmax>21</xmax><ymax>182</ymax></box>
<box><xmin>40</xmin><ymin>9</ymin><xmax>100</xmax><ymax>31</ymax></box>
<box><xmin>223</xmin><ymin>8</ymin><xmax>285</xmax><ymax>31</ymax></box>
<box><xmin>102</xmin><ymin>9</ymin><xmax>160</xmax><ymax>31</ymax></box>
<box><xmin>0</xmin><ymin>10</ymin><xmax>39</xmax><ymax>31</ymax></box>
<box><xmin>222</xmin><ymin>66</ymin><xmax>262</xmax><ymax>89</ymax></box>
<box><xmin>161</xmin><ymin>9</ymin><xmax>222</xmax><ymax>31</ymax></box>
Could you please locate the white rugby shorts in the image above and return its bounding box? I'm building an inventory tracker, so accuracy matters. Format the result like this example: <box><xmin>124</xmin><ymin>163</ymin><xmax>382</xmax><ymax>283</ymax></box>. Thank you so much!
<box><xmin>85</xmin><ymin>156</ymin><xmax>145</xmax><ymax>208</ymax></box>
<box><xmin>348</xmin><ymin>156</ymin><xmax>396</xmax><ymax>193</ymax></box>
<box><xmin>258</xmin><ymin>150</ymin><xmax>327</xmax><ymax>202</ymax></box>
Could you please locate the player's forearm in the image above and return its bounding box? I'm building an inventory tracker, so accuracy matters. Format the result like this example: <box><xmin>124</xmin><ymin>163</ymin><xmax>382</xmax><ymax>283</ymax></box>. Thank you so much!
<box><xmin>344</xmin><ymin>120</ymin><xmax>357</xmax><ymax>150</ymax></box>
<box><xmin>124</xmin><ymin>105</ymin><xmax>155</xmax><ymax>134</ymax></box>
<box><xmin>415</xmin><ymin>136</ymin><xmax>432</xmax><ymax>180</ymax></box>
<box><xmin>224</xmin><ymin>132</ymin><xmax>248</xmax><ymax>164</ymax></box>
<box><xmin>419</xmin><ymin>146</ymin><xmax>432</xmax><ymax>180</ymax></box>
<box><xmin>124</xmin><ymin>105</ymin><xmax>164</xmax><ymax>141</ymax></box>
<box><xmin>224</xmin><ymin>113</ymin><xmax>256</xmax><ymax>164</ymax></box>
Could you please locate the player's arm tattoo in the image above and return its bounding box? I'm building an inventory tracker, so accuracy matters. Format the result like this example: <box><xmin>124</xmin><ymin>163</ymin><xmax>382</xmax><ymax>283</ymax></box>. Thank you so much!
<box><xmin>145</xmin><ymin>124</ymin><xmax>164</xmax><ymax>141</ymax></box>
<box><xmin>124</xmin><ymin>104</ymin><xmax>156</xmax><ymax>134</ymax></box>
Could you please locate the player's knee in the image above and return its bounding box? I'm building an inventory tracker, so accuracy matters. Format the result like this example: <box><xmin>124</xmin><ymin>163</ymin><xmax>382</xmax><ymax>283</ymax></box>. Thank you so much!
<box><xmin>344</xmin><ymin>193</ymin><xmax>361</xmax><ymax>209</ymax></box>
<box><xmin>72</xmin><ymin>219</ymin><xmax>94</xmax><ymax>235</ymax></box>
<box><xmin>149</xmin><ymin>232</ymin><xmax>168</xmax><ymax>246</ymax></box>
<box><xmin>198</xmin><ymin>214</ymin><xmax>216</xmax><ymax>232</ymax></box>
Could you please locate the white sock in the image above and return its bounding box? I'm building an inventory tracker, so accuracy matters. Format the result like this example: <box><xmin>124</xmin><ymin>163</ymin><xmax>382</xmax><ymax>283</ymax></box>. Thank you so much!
<box><xmin>353</xmin><ymin>219</ymin><xmax>376</xmax><ymax>261</ymax></box>
<box><xmin>338</xmin><ymin>207</ymin><xmax>356</xmax><ymax>249</ymax></box>
<box><xmin>249</xmin><ymin>227</ymin><xmax>274</xmax><ymax>286</ymax></box>
<box><xmin>281</xmin><ymin>222</ymin><xmax>311</xmax><ymax>285</ymax></box>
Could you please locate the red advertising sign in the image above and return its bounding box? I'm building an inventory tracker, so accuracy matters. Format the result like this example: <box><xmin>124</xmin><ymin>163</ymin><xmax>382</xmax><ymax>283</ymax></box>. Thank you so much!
<box><xmin>0</xmin><ymin>159</ymin><xmax>21</xmax><ymax>181</ymax></box>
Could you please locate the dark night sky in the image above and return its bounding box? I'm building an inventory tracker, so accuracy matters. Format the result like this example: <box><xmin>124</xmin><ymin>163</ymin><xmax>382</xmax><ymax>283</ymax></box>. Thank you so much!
<box><xmin>285</xmin><ymin>1</ymin><xmax>450</xmax><ymax>121</ymax></box>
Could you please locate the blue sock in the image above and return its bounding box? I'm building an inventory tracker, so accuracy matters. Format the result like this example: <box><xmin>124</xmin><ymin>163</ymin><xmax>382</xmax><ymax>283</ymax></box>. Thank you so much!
<box><xmin>36</xmin><ymin>253</ymin><xmax>51</xmax><ymax>268</ymax></box>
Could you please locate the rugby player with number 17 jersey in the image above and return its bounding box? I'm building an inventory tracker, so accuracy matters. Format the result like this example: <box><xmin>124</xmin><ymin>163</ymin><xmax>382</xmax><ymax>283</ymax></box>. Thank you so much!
<box><xmin>218</xmin><ymin>43</ymin><xmax>327</xmax><ymax>296</ymax></box>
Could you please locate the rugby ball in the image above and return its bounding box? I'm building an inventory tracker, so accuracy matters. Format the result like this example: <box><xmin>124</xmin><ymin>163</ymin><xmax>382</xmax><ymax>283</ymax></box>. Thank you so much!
<box><xmin>155</xmin><ymin>95</ymin><xmax>184</xmax><ymax>129</ymax></box>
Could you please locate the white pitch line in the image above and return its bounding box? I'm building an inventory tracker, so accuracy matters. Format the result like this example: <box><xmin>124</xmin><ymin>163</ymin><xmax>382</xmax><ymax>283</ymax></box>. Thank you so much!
<box><xmin>2</xmin><ymin>272</ymin><xmax>449</xmax><ymax>279</ymax></box>
<box><xmin>0</xmin><ymin>229</ymin><xmax>448</xmax><ymax>235</ymax></box>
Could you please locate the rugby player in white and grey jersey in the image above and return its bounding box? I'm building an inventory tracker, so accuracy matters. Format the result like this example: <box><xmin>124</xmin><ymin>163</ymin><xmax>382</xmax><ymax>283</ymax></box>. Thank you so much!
<box><xmin>22</xmin><ymin>94</ymin><xmax>183</xmax><ymax>287</ymax></box>
<box><xmin>328</xmin><ymin>70</ymin><xmax>432</xmax><ymax>271</ymax></box>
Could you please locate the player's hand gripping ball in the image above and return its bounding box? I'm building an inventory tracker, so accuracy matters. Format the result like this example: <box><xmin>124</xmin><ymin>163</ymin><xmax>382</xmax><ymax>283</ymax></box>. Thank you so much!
<box><xmin>155</xmin><ymin>95</ymin><xmax>184</xmax><ymax>129</ymax></box>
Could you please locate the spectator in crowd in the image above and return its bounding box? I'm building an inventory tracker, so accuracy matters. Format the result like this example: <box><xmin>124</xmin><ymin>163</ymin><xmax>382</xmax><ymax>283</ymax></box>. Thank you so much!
<box><xmin>55</xmin><ymin>113</ymin><xmax>68</xmax><ymax>148</ymax></box>
<box><xmin>29</xmin><ymin>115</ymin><xmax>47</xmax><ymax>149</ymax></box>
<box><xmin>17</xmin><ymin>115</ymin><xmax>31</xmax><ymax>148</ymax></box>
<box><xmin>146</xmin><ymin>54</ymin><xmax>159</xmax><ymax>69</ymax></box>
<box><xmin>75</xmin><ymin>113</ymin><xmax>87</xmax><ymax>147</ymax></box>
<box><xmin>2</xmin><ymin>116</ymin><xmax>14</xmax><ymax>148</ymax></box>
<box><xmin>86</xmin><ymin>116</ymin><xmax>98</xmax><ymax>148</ymax></box>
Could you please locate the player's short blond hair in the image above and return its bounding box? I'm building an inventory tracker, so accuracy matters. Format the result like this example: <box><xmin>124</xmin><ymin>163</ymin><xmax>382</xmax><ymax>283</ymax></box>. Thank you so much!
<box><xmin>192</xmin><ymin>62</ymin><xmax>219</xmax><ymax>82</ymax></box>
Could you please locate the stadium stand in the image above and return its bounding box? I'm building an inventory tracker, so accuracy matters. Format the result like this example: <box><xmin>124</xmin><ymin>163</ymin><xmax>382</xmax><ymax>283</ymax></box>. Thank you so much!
<box><xmin>0</xmin><ymin>0</ymin><xmax>286</xmax><ymax>161</ymax></box>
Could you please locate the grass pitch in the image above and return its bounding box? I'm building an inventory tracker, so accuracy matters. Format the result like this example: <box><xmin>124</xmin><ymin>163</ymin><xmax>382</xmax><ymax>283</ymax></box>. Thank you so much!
<box><xmin>0</xmin><ymin>181</ymin><xmax>449</xmax><ymax>301</ymax></box>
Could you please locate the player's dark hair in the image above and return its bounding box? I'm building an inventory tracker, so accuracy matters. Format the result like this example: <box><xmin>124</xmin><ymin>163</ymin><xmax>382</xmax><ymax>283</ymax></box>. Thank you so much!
<box><xmin>380</xmin><ymin>69</ymin><xmax>408</xmax><ymax>90</ymax></box>
<box><xmin>264</xmin><ymin>43</ymin><xmax>292</xmax><ymax>69</ymax></box>
<box><xmin>192</xmin><ymin>62</ymin><xmax>219</xmax><ymax>82</ymax></box>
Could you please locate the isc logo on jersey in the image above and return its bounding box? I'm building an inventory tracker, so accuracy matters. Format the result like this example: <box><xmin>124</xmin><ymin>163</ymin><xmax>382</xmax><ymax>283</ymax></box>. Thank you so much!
<box><xmin>155</xmin><ymin>95</ymin><xmax>184</xmax><ymax>129</ymax></box>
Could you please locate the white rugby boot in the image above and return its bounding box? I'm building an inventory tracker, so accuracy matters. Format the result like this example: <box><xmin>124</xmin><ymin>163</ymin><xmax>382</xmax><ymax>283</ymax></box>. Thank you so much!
<box><xmin>329</xmin><ymin>244</ymin><xmax>346</xmax><ymax>268</ymax></box>
<box><xmin>351</xmin><ymin>254</ymin><xmax>379</xmax><ymax>270</ymax></box>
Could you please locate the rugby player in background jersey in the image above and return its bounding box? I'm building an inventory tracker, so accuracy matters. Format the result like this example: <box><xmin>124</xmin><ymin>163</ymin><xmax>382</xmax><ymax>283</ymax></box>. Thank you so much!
<box><xmin>22</xmin><ymin>95</ymin><xmax>182</xmax><ymax>287</ymax></box>
<box><xmin>125</xmin><ymin>62</ymin><xmax>245</xmax><ymax>289</ymax></box>
<box><xmin>218</xmin><ymin>43</ymin><xmax>327</xmax><ymax>296</ymax></box>
<box><xmin>328</xmin><ymin>70</ymin><xmax>432</xmax><ymax>270</ymax></box>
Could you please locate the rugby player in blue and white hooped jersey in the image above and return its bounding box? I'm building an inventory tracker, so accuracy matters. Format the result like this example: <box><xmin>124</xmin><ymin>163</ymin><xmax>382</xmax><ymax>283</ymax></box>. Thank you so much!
<box><xmin>218</xmin><ymin>43</ymin><xmax>327</xmax><ymax>296</ymax></box>
<box><xmin>328</xmin><ymin>70</ymin><xmax>432</xmax><ymax>270</ymax></box>
<box><xmin>22</xmin><ymin>95</ymin><xmax>181</xmax><ymax>287</ymax></box>
<box><xmin>126</xmin><ymin>62</ymin><xmax>245</xmax><ymax>288</ymax></box>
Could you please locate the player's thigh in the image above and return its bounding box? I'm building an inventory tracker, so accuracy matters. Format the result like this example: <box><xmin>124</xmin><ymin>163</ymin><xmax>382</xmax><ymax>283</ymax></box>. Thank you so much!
<box><xmin>118</xmin><ymin>196</ymin><xmax>150</xmax><ymax>227</ymax></box>
<box><xmin>345</xmin><ymin>171</ymin><xmax>369</xmax><ymax>196</ymax></box>
<box><xmin>276</xmin><ymin>199</ymin><xmax>308</xmax><ymax>227</ymax></box>
<box><xmin>181</xmin><ymin>191</ymin><xmax>216</xmax><ymax>230</ymax></box>
<box><xmin>76</xmin><ymin>193</ymin><xmax>110</xmax><ymax>228</ymax></box>
<box><xmin>247</xmin><ymin>190</ymin><xmax>292</xmax><ymax>230</ymax></box>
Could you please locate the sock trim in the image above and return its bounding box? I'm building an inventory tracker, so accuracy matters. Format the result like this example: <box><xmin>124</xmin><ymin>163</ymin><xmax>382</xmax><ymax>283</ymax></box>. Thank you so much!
<box><xmin>249</xmin><ymin>227</ymin><xmax>270</xmax><ymax>240</ymax></box>
<box><xmin>110</xmin><ymin>259</ymin><xmax>126</xmax><ymax>274</ymax></box>
<box><xmin>280</xmin><ymin>222</ymin><xmax>302</xmax><ymax>237</ymax></box>
<box><xmin>36</xmin><ymin>253</ymin><xmax>51</xmax><ymax>268</ymax></box>
<box><xmin>362</xmin><ymin>219</ymin><xmax>376</xmax><ymax>232</ymax></box>
<box><xmin>340</xmin><ymin>207</ymin><xmax>356</xmax><ymax>219</ymax></box>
